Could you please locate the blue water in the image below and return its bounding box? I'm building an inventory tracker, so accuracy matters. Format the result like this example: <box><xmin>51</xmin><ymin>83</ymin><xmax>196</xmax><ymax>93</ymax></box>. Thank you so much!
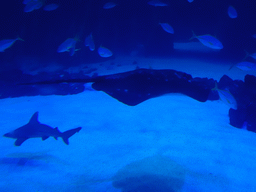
<box><xmin>1</xmin><ymin>0</ymin><xmax>256</xmax><ymax>68</ymax></box>
<box><xmin>1</xmin><ymin>0</ymin><xmax>256</xmax><ymax>191</ymax></box>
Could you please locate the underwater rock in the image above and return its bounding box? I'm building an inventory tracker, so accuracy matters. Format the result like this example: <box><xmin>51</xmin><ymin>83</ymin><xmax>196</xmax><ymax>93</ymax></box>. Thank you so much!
<box><xmin>90</xmin><ymin>68</ymin><xmax>214</xmax><ymax>106</ymax></box>
<box><xmin>218</xmin><ymin>74</ymin><xmax>256</xmax><ymax>132</ymax></box>
<box><xmin>22</xmin><ymin>68</ymin><xmax>215</xmax><ymax>106</ymax></box>
<box><xmin>82</xmin><ymin>67</ymin><xmax>97</xmax><ymax>74</ymax></box>
<box><xmin>4</xmin><ymin>67</ymin><xmax>256</xmax><ymax>133</ymax></box>
<box><xmin>112</xmin><ymin>155</ymin><xmax>186</xmax><ymax>192</ymax></box>
<box><xmin>0</xmin><ymin>69</ymin><xmax>86</xmax><ymax>99</ymax></box>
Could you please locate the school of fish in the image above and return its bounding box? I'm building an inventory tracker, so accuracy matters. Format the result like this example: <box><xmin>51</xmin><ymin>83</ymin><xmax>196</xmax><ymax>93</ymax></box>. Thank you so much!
<box><xmin>1</xmin><ymin>0</ymin><xmax>255</xmax><ymax>70</ymax></box>
<box><xmin>1</xmin><ymin>0</ymin><xmax>254</xmax><ymax>109</ymax></box>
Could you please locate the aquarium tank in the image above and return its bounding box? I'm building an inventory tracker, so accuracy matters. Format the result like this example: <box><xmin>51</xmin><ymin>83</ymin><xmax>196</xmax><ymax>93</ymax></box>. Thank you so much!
<box><xmin>0</xmin><ymin>0</ymin><xmax>256</xmax><ymax>191</ymax></box>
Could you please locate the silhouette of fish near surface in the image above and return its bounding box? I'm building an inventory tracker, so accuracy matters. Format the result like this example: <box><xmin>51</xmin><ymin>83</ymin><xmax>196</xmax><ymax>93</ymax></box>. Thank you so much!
<box><xmin>3</xmin><ymin>112</ymin><xmax>82</xmax><ymax>146</ymax></box>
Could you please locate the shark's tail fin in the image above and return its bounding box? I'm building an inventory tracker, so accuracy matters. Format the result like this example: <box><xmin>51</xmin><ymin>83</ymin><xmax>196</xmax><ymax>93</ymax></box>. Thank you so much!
<box><xmin>61</xmin><ymin>127</ymin><xmax>82</xmax><ymax>145</ymax></box>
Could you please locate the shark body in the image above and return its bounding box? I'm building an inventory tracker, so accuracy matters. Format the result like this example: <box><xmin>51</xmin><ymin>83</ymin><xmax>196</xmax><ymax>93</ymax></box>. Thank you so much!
<box><xmin>3</xmin><ymin>112</ymin><xmax>82</xmax><ymax>146</ymax></box>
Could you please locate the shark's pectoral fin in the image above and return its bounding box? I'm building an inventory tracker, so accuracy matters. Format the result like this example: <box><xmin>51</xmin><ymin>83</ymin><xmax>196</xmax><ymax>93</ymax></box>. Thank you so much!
<box><xmin>15</xmin><ymin>138</ymin><xmax>29</xmax><ymax>146</ymax></box>
<box><xmin>42</xmin><ymin>136</ymin><xmax>49</xmax><ymax>140</ymax></box>
<box><xmin>54</xmin><ymin>127</ymin><xmax>59</xmax><ymax>140</ymax></box>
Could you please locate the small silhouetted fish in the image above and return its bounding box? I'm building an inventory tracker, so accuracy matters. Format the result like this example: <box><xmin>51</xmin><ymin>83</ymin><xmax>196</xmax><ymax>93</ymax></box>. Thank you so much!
<box><xmin>0</xmin><ymin>37</ymin><xmax>24</xmax><ymax>52</ymax></box>
<box><xmin>103</xmin><ymin>2</ymin><xmax>116</xmax><ymax>9</ymax></box>
<box><xmin>43</xmin><ymin>3</ymin><xmax>59</xmax><ymax>11</ymax></box>
<box><xmin>190</xmin><ymin>31</ymin><xmax>223</xmax><ymax>49</ymax></box>
<box><xmin>148</xmin><ymin>0</ymin><xmax>168</xmax><ymax>6</ymax></box>
<box><xmin>212</xmin><ymin>82</ymin><xmax>237</xmax><ymax>110</ymax></box>
<box><xmin>24</xmin><ymin>0</ymin><xmax>43</xmax><ymax>12</ymax></box>
<box><xmin>159</xmin><ymin>23</ymin><xmax>174</xmax><ymax>34</ymax></box>
<box><xmin>98</xmin><ymin>45</ymin><xmax>113</xmax><ymax>57</ymax></box>
<box><xmin>235</xmin><ymin>61</ymin><xmax>256</xmax><ymax>71</ymax></box>
<box><xmin>228</xmin><ymin>5</ymin><xmax>237</xmax><ymax>18</ymax></box>
<box><xmin>85</xmin><ymin>33</ymin><xmax>95</xmax><ymax>51</ymax></box>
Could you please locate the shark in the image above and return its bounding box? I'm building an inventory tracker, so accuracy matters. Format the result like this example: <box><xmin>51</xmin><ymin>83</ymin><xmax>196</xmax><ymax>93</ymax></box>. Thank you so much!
<box><xmin>3</xmin><ymin>112</ymin><xmax>82</xmax><ymax>146</ymax></box>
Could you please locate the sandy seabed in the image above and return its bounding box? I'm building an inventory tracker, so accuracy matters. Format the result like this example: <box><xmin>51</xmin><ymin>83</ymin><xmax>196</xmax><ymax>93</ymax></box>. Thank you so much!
<box><xmin>1</xmin><ymin>54</ymin><xmax>256</xmax><ymax>192</ymax></box>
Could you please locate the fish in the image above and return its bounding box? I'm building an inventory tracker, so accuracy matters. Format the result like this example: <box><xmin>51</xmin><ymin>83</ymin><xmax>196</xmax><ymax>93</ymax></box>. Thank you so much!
<box><xmin>249</xmin><ymin>53</ymin><xmax>256</xmax><ymax>60</ymax></box>
<box><xmin>57</xmin><ymin>38</ymin><xmax>76</xmax><ymax>52</ymax></box>
<box><xmin>147</xmin><ymin>0</ymin><xmax>168</xmax><ymax>7</ymax></box>
<box><xmin>103</xmin><ymin>2</ymin><xmax>116</xmax><ymax>9</ymax></box>
<box><xmin>3</xmin><ymin>112</ymin><xmax>82</xmax><ymax>146</ymax></box>
<box><xmin>244</xmin><ymin>50</ymin><xmax>256</xmax><ymax>60</ymax></box>
<box><xmin>190</xmin><ymin>31</ymin><xmax>223</xmax><ymax>49</ymax></box>
<box><xmin>235</xmin><ymin>61</ymin><xmax>256</xmax><ymax>71</ymax></box>
<box><xmin>24</xmin><ymin>0</ymin><xmax>43</xmax><ymax>12</ymax></box>
<box><xmin>57</xmin><ymin>38</ymin><xmax>78</xmax><ymax>56</ymax></box>
<box><xmin>98</xmin><ymin>45</ymin><xmax>113</xmax><ymax>57</ymax></box>
<box><xmin>0</xmin><ymin>37</ymin><xmax>24</xmax><ymax>52</ymax></box>
<box><xmin>43</xmin><ymin>3</ymin><xmax>59</xmax><ymax>11</ymax></box>
<box><xmin>85</xmin><ymin>33</ymin><xmax>95</xmax><ymax>51</ymax></box>
<box><xmin>212</xmin><ymin>82</ymin><xmax>237</xmax><ymax>110</ymax></box>
<box><xmin>23</xmin><ymin>0</ymin><xmax>32</xmax><ymax>4</ymax></box>
<box><xmin>228</xmin><ymin>5</ymin><xmax>237</xmax><ymax>19</ymax></box>
<box><xmin>159</xmin><ymin>23</ymin><xmax>174</xmax><ymax>34</ymax></box>
<box><xmin>69</xmin><ymin>40</ymin><xmax>77</xmax><ymax>56</ymax></box>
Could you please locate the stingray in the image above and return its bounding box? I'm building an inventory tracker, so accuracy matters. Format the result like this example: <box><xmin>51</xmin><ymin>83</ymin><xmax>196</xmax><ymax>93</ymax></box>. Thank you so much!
<box><xmin>23</xmin><ymin>68</ymin><xmax>213</xmax><ymax>106</ymax></box>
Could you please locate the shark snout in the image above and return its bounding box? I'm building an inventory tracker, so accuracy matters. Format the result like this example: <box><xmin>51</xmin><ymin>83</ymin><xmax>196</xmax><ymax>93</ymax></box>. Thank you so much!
<box><xmin>3</xmin><ymin>133</ymin><xmax>10</xmax><ymax>137</ymax></box>
<box><xmin>3</xmin><ymin>132</ymin><xmax>13</xmax><ymax>138</ymax></box>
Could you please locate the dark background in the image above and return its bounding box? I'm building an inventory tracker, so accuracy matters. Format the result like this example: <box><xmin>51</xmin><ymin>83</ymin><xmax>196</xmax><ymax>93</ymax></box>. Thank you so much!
<box><xmin>0</xmin><ymin>0</ymin><xmax>256</xmax><ymax>70</ymax></box>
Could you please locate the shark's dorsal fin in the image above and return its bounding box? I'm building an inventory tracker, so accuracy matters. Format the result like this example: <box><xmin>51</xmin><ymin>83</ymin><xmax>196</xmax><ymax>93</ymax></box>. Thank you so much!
<box><xmin>15</xmin><ymin>138</ymin><xmax>28</xmax><ymax>146</ymax></box>
<box><xmin>28</xmin><ymin>112</ymin><xmax>40</xmax><ymax>124</ymax></box>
